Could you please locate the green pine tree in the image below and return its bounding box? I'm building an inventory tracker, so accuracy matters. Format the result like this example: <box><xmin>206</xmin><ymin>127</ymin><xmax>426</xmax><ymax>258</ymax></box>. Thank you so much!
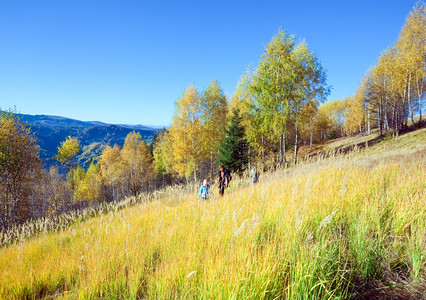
<box><xmin>218</xmin><ymin>108</ymin><xmax>249</xmax><ymax>174</ymax></box>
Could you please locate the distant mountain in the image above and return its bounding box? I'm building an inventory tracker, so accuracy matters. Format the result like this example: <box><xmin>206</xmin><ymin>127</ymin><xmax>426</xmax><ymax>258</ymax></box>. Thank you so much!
<box><xmin>18</xmin><ymin>114</ymin><xmax>109</xmax><ymax>128</ymax></box>
<box><xmin>117</xmin><ymin>124</ymin><xmax>166</xmax><ymax>131</ymax></box>
<box><xmin>17</xmin><ymin>114</ymin><xmax>162</xmax><ymax>169</ymax></box>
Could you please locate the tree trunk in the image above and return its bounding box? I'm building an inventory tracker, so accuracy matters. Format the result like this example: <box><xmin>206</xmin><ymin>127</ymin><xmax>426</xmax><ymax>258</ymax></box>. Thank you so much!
<box><xmin>309</xmin><ymin>117</ymin><xmax>313</xmax><ymax>150</ymax></box>
<box><xmin>408</xmin><ymin>97</ymin><xmax>414</xmax><ymax>127</ymax></box>
<box><xmin>408</xmin><ymin>73</ymin><xmax>415</xmax><ymax>127</ymax></box>
<box><xmin>248</xmin><ymin>144</ymin><xmax>251</xmax><ymax>171</ymax></box>
<box><xmin>417</xmin><ymin>74</ymin><xmax>423</xmax><ymax>123</ymax></box>
<box><xmin>283</xmin><ymin>131</ymin><xmax>287</xmax><ymax>163</ymax></box>
<box><xmin>0</xmin><ymin>201</ymin><xmax>4</xmax><ymax>228</ymax></box>
<box><xmin>395</xmin><ymin>109</ymin><xmax>399</xmax><ymax>137</ymax></box>
<box><xmin>393</xmin><ymin>105</ymin><xmax>397</xmax><ymax>137</ymax></box>
<box><xmin>294</xmin><ymin>120</ymin><xmax>298</xmax><ymax>165</ymax></box>
<box><xmin>367</xmin><ymin>109</ymin><xmax>370</xmax><ymax>135</ymax></box>
<box><xmin>384</xmin><ymin>81</ymin><xmax>390</xmax><ymax>133</ymax></box>
<box><xmin>378</xmin><ymin>104</ymin><xmax>383</xmax><ymax>136</ymax></box>
<box><xmin>112</xmin><ymin>181</ymin><xmax>116</xmax><ymax>201</ymax></box>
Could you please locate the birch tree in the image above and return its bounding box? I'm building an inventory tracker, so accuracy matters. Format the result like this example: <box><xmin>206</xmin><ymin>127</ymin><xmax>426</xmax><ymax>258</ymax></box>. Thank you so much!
<box><xmin>169</xmin><ymin>84</ymin><xmax>204</xmax><ymax>181</ymax></box>
<box><xmin>250</xmin><ymin>29</ymin><xmax>329</xmax><ymax>165</ymax></box>
<box><xmin>201</xmin><ymin>79</ymin><xmax>228</xmax><ymax>177</ymax></box>
<box><xmin>396</xmin><ymin>1</ymin><xmax>426</xmax><ymax>124</ymax></box>
<box><xmin>121</xmin><ymin>132</ymin><xmax>154</xmax><ymax>196</ymax></box>
<box><xmin>250</xmin><ymin>29</ymin><xmax>294</xmax><ymax>164</ymax></box>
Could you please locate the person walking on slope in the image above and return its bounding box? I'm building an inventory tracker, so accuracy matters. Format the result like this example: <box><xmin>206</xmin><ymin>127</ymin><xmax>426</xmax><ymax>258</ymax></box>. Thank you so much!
<box><xmin>199</xmin><ymin>179</ymin><xmax>213</xmax><ymax>200</ymax></box>
<box><xmin>250</xmin><ymin>168</ymin><xmax>259</xmax><ymax>184</ymax></box>
<box><xmin>218</xmin><ymin>165</ymin><xmax>232</xmax><ymax>196</ymax></box>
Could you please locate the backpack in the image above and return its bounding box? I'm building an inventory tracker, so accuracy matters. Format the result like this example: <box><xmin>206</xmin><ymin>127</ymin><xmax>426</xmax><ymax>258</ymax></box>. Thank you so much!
<box><xmin>218</xmin><ymin>168</ymin><xmax>232</xmax><ymax>185</ymax></box>
<box><xmin>225</xmin><ymin>168</ymin><xmax>232</xmax><ymax>183</ymax></box>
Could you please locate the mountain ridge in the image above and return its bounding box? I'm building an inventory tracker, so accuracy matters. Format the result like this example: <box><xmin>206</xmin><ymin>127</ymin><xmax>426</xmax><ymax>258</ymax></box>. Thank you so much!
<box><xmin>17</xmin><ymin>113</ymin><xmax>164</xmax><ymax>130</ymax></box>
<box><xmin>14</xmin><ymin>113</ymin><xmax>163</xmax><ymax>169</ymax></box>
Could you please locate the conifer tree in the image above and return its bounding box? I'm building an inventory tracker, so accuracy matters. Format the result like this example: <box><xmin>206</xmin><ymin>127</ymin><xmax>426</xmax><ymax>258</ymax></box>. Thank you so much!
<box><xmin>218</xmin><ymin>108</ymin><xmax>249</xmax><ymax>174</ymax></box>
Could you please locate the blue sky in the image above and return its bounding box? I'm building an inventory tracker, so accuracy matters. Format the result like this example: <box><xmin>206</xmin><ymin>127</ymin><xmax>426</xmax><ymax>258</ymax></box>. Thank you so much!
<box><xmin>0</xmin><ymin>0</ymin><xmax>419</xmax><ymax>126</ymax></box>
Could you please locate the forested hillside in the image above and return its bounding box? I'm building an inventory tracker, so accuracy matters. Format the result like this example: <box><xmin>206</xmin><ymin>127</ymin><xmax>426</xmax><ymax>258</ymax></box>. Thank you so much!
<box><xmin>17</xmin><ymin>113</ymin><xmax>160</xmax><ymax>168</ymax></box>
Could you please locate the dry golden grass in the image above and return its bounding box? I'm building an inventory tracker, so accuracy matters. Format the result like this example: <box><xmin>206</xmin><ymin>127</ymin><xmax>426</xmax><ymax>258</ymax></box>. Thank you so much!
<box><xmin>0</xmin><ymin>129</ymin><xmax>425</xmax><ymax>299</ymax></box>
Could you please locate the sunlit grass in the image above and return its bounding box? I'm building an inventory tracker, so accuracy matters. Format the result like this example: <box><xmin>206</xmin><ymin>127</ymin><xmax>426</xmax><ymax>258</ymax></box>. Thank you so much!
<box><xmin>0</xmin><ymin>130</ymin><xmax>425</xmax><ymax>299</ymax></box>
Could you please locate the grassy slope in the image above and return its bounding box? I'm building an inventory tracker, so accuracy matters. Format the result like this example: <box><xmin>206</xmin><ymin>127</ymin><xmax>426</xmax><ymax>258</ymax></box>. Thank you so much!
<box><xmin>1</xmin><ymin>130</ymin><xmax>425</xmax><ymax>299</ymax></box>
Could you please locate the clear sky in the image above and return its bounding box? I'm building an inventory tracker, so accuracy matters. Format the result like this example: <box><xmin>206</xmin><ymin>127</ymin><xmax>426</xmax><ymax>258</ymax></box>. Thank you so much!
<box><xmin>0</xmin><ymin>0</ymin><xmax>419</xmax><ymax>127</ymax></box>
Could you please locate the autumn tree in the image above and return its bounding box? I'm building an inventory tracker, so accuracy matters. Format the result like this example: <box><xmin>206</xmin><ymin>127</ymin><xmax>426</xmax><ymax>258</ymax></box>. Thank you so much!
<box><xmin>345</xmin><ymin>80</ymin><xmax>367</xmax><ymax>135</ymax></box>
<box><xmin>250</xmin><ymin>29</ymin><xmax>294</xmax><ymax>164</ymax></box>
<box><xmin>368</xmin><ymin>46</ymin><xmax>413</xmax><ymax>136</ymax></box>
<box><xmin>229</xmin><ymin>69</ymin><xmax>254</xmax><ymax>116</ymax></box>
<box><xmin>72</xmin><ymin>166</ymin><xmax>87</xmax><ymax>202</ymax></box>
<box><xmin>121</xmin><ymin>131</ymin><xmax>154</xmax><ymax>196</ymax></box>
<box><xmin>314</xmin><ymin>103</ymin><xmax>333</xmax><ymax>141</ymax></box>
<box><xmin>368</xmin><ymin>49</ymin><xmax>395</xmax><ymax>134</ymax></box>
<box><xmin>313</xmin><ymin>99</ymin><xmax>351</xmax><ymax>141</ymax></box>
<box><xmin>289</xmin><ymin>41</ymin><xmax>330</xmax><ymax>163</ymax></box>
<box><xmin>43</xmin><ymin>166</ymin><xmax>72</xmax><ymax>215</ymax></box>
<box><xmin>169</xmin><ymin>84</ymin><xmax>205</xmax><ymax>182</ymax></box>
<box><xmin>250</xmin><ymin>29</ymin><xmax>329</xmax><ymax>165</ymax></box>
<box><xmin>55</xmin><ymin>136</ymin><xmax>81</xmax><ymax>170</ymax></box>
<box><xmin>298</xmin><ymin>101</ymin><xmax>318</xmax><ymax>149</ymax></box>
<box><xmin>72</xmin><ymin>162</ymin><xmax>102</xmax><ymax>202</ymax></box>
<box><xmin>99</xmin><ymin>144</ymin><xmax>123</xmax><ymax>201</ymax></box>
<box><xmin>0</xmin><ymin>111</ymin><xmax>42</xmax><ymax>228</ymax></box>
<box><xmin>396</xmin><ymin>1</ymin><xmax>426</xmax><ymax>125</ymax></box>
<box><xmin>200</xmin><ymin>79</ymin><xmax>228</xmax><ymax>177</ymax></box>
<box><xmin>363</xmin><ymin>2</ymin><xmax>425</xmax><ymax>136</ymax></box>
<box><xmin>153</xmin><ymin>129</ymin><xmax>175</xmax><ymax>176</ymax></box>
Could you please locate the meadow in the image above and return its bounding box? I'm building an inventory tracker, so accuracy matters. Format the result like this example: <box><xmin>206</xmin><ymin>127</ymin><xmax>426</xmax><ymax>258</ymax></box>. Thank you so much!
<box><xmin>0</xmin><ymin>129</ymin><xmax>425</xmax><ymax>299</ymax></box>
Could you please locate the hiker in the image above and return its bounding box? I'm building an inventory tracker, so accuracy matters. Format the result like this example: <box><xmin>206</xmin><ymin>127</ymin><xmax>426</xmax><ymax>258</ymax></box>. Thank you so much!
<box><xmin>198</xmin><ymin>179</ymin><xmax>213</xmax><ymax>200</ymax></box>
<box><xmin>218</xmin><ymin>165</ymin><xmax>232</xmax><ymax>196</ymax></box>
<box><xmin>250</xmin><ymin>168</ymin><xmax>259</xmax><ymax>184</ymax></box>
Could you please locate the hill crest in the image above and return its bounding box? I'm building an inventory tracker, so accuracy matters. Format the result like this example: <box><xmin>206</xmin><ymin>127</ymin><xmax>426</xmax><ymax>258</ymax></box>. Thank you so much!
<box><xmin>15</xmin><ymin>113</ymin><xmax>163</xmax><ymax>168</ymax></box>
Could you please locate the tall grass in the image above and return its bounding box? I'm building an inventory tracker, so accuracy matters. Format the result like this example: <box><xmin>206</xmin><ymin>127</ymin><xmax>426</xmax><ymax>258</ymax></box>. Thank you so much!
<box><xmin>0</xmin><ymin>133</ymin><xmax>425</xmax><ymax>299</ymax></box>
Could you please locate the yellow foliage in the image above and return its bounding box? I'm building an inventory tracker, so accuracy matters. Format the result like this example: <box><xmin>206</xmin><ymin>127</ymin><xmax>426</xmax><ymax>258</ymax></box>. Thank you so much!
<box><xmin>169</xmin><ymin>84</ymin><xmax>205</xmax><ymax>180</ymax></box>
<box><xmin>0</xmin><ymin>111</ymin><xmax>42</xmax><ymax>226</ymax></box>
<box><xmin>99</xmin><ymin>144</ymin><xmax>122</xmax><ymax>185</ymax></box>
<box><xmin>121</xmin><ymin>132</ymin><xmax>154</xmax><ymax>196</ymax></box>
<box><xmin>73</xmin><ymin>163</ymin><xmax>102</xmax><ymax>202</ymax></box>
<box><xmin>200</xmin><ymin>79</ymin><xmax>228</xmax><ymax>156</ymax></box>
<box><xmin>98</xmin><ymin>132</ymin><xmax>154</xmax><ymax>199</ymax></box>
<box><xmin>345</xmin><ymin>82</ymin><xmax>366</xmax><ymax>135</ymax></box>
<box><xmin>153</xmin><ymin>130</ymin><xmax>174</xmax><ymax>175</ymax></box>
<box><xmin>55</xmin><ymin>136</ymin><xmax>80</xmax><ymax>165</ymax></box>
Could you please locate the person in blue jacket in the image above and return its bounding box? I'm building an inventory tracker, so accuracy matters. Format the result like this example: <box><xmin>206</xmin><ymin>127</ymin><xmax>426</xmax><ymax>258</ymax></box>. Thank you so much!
<box><xmin>250</xmin><ymin>168</ymin><xmax>259</xmax><ymax>184</ymax></box>
<box><xmin>198</xmin><ymin>179</ymin><xmax>213</xmax><ymax>200</ymax></box>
